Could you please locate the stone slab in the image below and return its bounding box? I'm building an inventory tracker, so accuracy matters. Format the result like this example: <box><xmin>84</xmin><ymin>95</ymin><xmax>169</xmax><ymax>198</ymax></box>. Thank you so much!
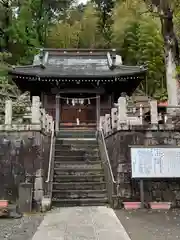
<box><xmin>31</xmin><ymin>206</ymin><xmax>131</xmax><ymax>240</ymax></box>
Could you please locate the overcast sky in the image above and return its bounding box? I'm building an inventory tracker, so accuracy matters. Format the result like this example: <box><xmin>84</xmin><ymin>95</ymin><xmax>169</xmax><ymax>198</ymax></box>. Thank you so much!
<box><xmin>78</xmin><ymin>0</ymin><xmax>88</xmax><ymax>4</ymax></box>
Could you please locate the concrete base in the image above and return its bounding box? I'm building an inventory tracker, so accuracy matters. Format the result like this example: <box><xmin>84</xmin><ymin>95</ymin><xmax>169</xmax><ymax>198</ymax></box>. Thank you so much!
<box><xmin>41</xmin><ymin>197</ymin><xmax>51</xmax><ymax>212</ymax></box>
<box><xmin>32</xmin><ymin>206</ymin><xmax>131</xmax><ymax>240</ymax></box>
<box><xmin>149</xmin><ymin>202</ymin><xmax>171</xmax><ymax>210</ymax></box>
<box><xmin>123</xmin><ymin>202</ymin><xmax>141</xmax><ymax>210</ymax></box>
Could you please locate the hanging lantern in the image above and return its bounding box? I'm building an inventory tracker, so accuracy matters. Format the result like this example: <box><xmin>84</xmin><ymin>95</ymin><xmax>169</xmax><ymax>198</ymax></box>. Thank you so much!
<box><xmin>72</xmin><ymin>99</ymin><xmax>75</xmax><ymax>106</ymax></box>
<box><xmin>80</xmin><ymin>99</ymin><xmax>84</xmax><ymax>105</ymax></box>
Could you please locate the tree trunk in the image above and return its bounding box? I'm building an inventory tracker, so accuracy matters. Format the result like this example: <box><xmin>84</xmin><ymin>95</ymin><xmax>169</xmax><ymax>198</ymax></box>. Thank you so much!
<box><xmin>166</xmin><ymin>48</ymin><xmax>179</xmax><ymax>107</ymax></box>
<box><xmin>146</xmin><ymin>1</ymin><xmax>180</xmax><ymax>112</ymax></box>
<box><xmin>160</xmin><ymin>5</ymin><xmax>180</xmax><ymax>114</ymax></box>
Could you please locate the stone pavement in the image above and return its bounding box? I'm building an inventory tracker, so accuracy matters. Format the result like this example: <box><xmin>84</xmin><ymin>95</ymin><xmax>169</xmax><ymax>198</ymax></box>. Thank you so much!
<box><xmin>31</xmin><ymin>206</ymin><xmax>131</xmax><ymax>240</ymax></box>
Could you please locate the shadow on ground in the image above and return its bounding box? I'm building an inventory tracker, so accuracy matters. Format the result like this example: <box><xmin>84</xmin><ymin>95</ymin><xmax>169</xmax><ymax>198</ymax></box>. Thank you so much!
<box><xmin>116</xmin><ymin>209</ymin><xmax>180</xmax><ymax>240</ymax></box>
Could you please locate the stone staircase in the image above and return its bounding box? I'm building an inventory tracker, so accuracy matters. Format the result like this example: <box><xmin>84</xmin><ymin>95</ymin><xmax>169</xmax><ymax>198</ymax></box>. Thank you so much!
<box><xmin>52</xmin><ymin>128</ymin><xmax>108</xmax><ymax>206</ymax></box>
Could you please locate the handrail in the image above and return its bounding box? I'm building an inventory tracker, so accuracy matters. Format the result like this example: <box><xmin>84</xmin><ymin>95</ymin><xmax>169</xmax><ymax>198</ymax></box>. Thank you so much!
<box><xmin>99</xmin><ymin>128</ymin><xmax>116</xmax><ymax>184</ymax></box>
<box><xmin>45</xmin><ymin>120</ymin><xmax>55</xmax><ymax>183</ymax></box>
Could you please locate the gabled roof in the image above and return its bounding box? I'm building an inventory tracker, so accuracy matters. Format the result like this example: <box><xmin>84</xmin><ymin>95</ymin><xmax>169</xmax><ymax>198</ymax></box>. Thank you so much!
<box><xmin>9</xmin><ymin>48</ymin><xmax>147</xmax><ymax>80</ymax></box>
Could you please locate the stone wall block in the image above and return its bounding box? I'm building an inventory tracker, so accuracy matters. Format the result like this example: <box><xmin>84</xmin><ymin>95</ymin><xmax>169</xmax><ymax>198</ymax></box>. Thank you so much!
<box><xmin>0</xmin><ymin>131</ymin><xmax>50</xmax><ymax>209</ymax></box>
<box><xmin>105</xmin><ymin>129</ymin><xmax>180</xmax><ymax>205</ymax></box>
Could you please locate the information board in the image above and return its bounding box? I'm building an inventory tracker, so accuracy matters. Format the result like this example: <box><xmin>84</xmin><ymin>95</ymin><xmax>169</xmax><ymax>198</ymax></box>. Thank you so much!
<box><xmin>130</xmin><ymin>147</ymin><xmax>180</xmax><ymax>178</ymax></box>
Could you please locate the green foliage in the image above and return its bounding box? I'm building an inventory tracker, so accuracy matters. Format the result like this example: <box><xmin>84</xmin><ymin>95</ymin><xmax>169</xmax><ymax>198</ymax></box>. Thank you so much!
<box><xmin>0</xmin><ymin>0</ymin><xmax>179</xmax><ymax>102</ymax></box>
<box><xmin>112</xmin><ymin>0</ymin><xmax>166</xmax><ymax>100</ymax></box>
<box><xmin>46</xmin><ymin>3</ymin><xmax>107</xmax><ymax>48</ymax></box>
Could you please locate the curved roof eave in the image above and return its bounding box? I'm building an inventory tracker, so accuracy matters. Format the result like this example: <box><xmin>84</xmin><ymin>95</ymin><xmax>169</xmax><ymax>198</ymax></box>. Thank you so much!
<box><xmin>8</xmin><ymin>64</ymin><xmax>147</xmax><ymax>79</ymax></box>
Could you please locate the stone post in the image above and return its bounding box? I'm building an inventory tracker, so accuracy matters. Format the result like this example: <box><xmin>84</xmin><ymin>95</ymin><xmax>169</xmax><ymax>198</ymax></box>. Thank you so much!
<box><xmin>49</xmin><ymin>115</ymin><xmax>53</xmax><ymax>133</ymax></box>
<box><xmin>31</xmin><ymin>96</ymin><xmax>41</xmax><ymax>124</ymax></box>
<box><xmin>150</xmin><ymin>100</ymin><xmax>158</xmax><ymax>124</ymax></box>
<box><xmin>41</xmin><ymin>108</ymin><xmax>46</xmax><ymax>129</ymax></box>
<box><xmin>34</xmin><ymin>169</ymin><xmax>44</xmax><ymax>210</ymax></box>
<box><xmin>104</xmin><ymin>114</ymin><xmax>111</xmax><ymax>135</ymax></box>
<box><xmin>111</xmin><ymin>107</ymin><xmax>117</xmax><ymax>130</ymax></box>
<box><xmin>46</xmin><ymin>114</ymin><xmax>50</xmax><ymax>133</ymax></box>
<box><xmin>5</xmin><ymin>100</ymin><xmax>12</xmax><ymax>125</ymax></box>
<box><xmin>117</xmin><ymin>97</ymin><xmax>127</xmax><ymax>128</ymax></box>
<box><xmin>139</xmin><ymin>104</ymin><xmax>143</xmax><ymax>125</ymax></box>
<box><xmin>18</xmin><ymin>183</ymin><xmax>33</xmax><ymax>213</ymax></box>
<box><xmin>100</xmin><ymin>116</ymin><xmax>105</xmax><ymax>131</ymax></box>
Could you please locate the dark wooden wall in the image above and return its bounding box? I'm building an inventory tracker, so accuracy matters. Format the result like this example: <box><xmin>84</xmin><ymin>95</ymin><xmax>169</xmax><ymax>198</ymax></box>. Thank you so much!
<box><xmin>42</xmin><ymin>93</ymin><xmax>113</xmax><ymax>123</ymax></box>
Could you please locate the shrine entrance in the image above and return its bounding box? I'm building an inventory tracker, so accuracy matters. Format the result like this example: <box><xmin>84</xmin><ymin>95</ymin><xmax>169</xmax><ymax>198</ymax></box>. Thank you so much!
<box><xmin>55</xmin><ymin>93</ymin><xmax>100</xmax><ymax>130</ymax></box>
<box><xmin>61</xmin><ymin>104</ymin><xmax>95</xmax><ymax>125</ymax></box>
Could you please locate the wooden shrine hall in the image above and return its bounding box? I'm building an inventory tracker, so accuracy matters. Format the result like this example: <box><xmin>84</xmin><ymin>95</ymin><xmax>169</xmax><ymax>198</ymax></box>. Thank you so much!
<box><xmin>8</xmin><ymin>48</ymin><xmax>147</xmax><ymax>130</ymax></box>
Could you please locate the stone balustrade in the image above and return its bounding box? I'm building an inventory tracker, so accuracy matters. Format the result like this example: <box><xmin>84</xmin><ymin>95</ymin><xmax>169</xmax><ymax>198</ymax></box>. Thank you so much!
<box><xmin>100</xmin><ymin>96</ymin><xmax>159</xmax><ymax>135</ymax></box>
<box><xmin>3</xmin><ymin>96</ymin><xmax>53</xmax><ymax>133</ymax></box>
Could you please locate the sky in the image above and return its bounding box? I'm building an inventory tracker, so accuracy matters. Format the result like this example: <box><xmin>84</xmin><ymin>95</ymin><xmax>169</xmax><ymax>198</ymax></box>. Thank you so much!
<box><xmin>77</xmin><ymin>0</ymin><xmax>88</xmax><ymax>4</ymax></box>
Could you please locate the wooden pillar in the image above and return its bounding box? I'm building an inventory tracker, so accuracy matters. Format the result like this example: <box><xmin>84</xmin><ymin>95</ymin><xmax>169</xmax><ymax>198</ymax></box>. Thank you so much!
<box><xmin>40</xmin><ymin>92</ymin><xmax>44</xmax><ymax>108</ymax></box>
<box><xmin>55</xmin><ymin>94</ymin><xmax>60</xmax><ymax>132</ymax></box>
<box><xmin>44</xmin><ymin>94</ymin><xmax>48</xmax><ymax>109</ymax></box>
<box><xmin>109</xmin><ymin>95</ymin><xmax>112</xmax><ymax>108</ymax></box>
<box><xmin>96</xmin><ymin>95</ymin><xmax>100</xmax><ymax>130</ymax></box>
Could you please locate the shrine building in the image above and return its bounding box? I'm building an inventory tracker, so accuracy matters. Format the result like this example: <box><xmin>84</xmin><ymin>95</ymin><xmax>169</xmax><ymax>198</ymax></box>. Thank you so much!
<box><xmin>8</xmin><ymin>48</ymin><xmax>147</xmax><ymax>130</ymax></box>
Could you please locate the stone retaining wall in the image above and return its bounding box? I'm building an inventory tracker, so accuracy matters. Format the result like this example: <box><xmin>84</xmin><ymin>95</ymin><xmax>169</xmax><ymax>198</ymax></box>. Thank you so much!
<box><xmin>0</xmin><ymin>131</ymin><xmax>50</xmax><ymax>206</ymax></box>
<box><xmin>105</xmin><ymin>129</ymin><xmax>180</xmax><ymax>206</ymax></box>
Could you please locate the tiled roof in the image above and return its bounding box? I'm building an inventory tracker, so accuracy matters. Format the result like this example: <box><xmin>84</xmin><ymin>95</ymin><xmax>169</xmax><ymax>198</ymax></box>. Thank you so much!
<box><xmin>9</xmin><ymin>49</ymin><xmax>147</xmax><ymax>79</ymax></box>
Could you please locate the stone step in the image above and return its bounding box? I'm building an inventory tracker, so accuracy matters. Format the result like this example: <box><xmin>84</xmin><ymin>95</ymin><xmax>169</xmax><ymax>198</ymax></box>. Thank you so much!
<box><xmin>54</xmin><ymin>149</ymin><xmax>99</xmax><ymax>157</ymax></box>
<box><xmin>58</xmin><ymin>128</ymin><xmax>96</xmax><ymax>131</ymax></box>
<box><xmin>54</xmin><ymin>162</ymin><xmax>102</xmax><ymax>169</ymax></box>
<box><xmin>57</xmin><ymin>135</ymin><xmax>96</xmax><ymax>139</ymax></box>
<box><xmin>54</xmin><ymin>160</ymin><xmax>101</xmax><ymax>164</ymax></box>
<box><xmin>52</xmin><ymin>197</ymin><xmax>108</xmax><ymax>207</ymax></box>
<box><xmin>57</xmin><ymin>129</ymin><xmax>96</xmax><ymax>132</ymax></box>
<box><xmin>53</xmin><ymin>174</ymin><xmax>105</xmax><ymax>182</ymax></box>
<box><xmin>56</xmin><ymin>139</ymin><xmax>98</xmax><ymax>145</ymax></box>
<box><xmin>59</xmin><ymin>126</ymin><xmax>96</xmax><ymax>130</ymax></box>
<box><xmin>53</xmin><ymin>182</ymin><xmax>106</xmax><ymax>190</ymax></box>
<box><xmin>57</xmin><ymin>131</ymin><xmax>96</xmax><ymax>139</ymax></box>
<box><xmin>55</xmin><ymin>145</ymin><xmax>99</xmax><ymax>152</ymax></box>
<box><xmin>54</xmin><ymin>156</ymin><xmax>100</xmax><ymax>162</ymax></box>
<box><xmin>52</xmin><ymin>189</ymin><xmax>107</xmax><ymax>199</ymax></box>
<box><xmin>53</xmin><ymin>169</ymin><xmax>104</xmax><ymax>176</ymax></box>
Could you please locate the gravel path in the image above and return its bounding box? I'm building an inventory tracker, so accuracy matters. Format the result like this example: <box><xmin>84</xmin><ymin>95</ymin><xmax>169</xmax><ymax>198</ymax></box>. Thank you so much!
<box><xmin>116</xmin><ymin>209</ymin><xmax>180</xmax><ymax>240</ymax></box>
<box><xmin>0</xmin><ymin>214</ymin><xmax>44</xmax><ymax>240</ymax></box>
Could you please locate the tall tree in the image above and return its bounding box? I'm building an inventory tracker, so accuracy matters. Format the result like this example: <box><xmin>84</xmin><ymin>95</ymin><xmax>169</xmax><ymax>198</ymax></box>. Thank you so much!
<box><xmin>92</xmin><ymin>0</ymin><xmax>115</xmax><ymax>46</ymax></box>
<box><xmin>46</xmin><ymin>3</ymin><xmax>106</xmax><ymax>48</ymax></box>
<box><xmin>112</xmin><ymin>0</ymin><xmax>165</xmax><ymax>99</ymax></box>
<box><xmin>9</xmin><ymin>0</ymin><xmax>39</xmax><ymax>64</ymax></box>
<box><xmin>144</xmin><ymin>0</ymin><xmax>180</xmax><ymax>108</ymax></box>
